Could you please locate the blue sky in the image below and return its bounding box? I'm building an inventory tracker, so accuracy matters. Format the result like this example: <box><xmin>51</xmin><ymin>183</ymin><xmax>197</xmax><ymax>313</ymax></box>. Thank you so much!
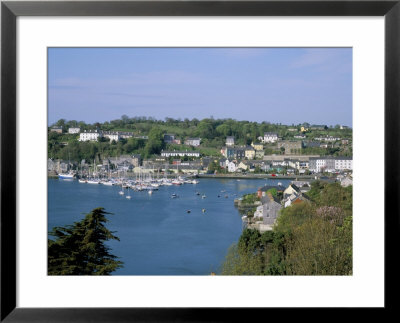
<box><xmin>48</xmin><ymin>47</ymin><xmax>352</xmax><ymax>126</ymax></box>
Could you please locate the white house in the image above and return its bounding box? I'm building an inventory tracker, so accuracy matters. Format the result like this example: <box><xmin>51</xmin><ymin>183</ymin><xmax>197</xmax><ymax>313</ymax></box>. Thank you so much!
<box><xmin>79</xmin><ymin>130</ymin><xmax>102</xmax><ymax>141</ymax></box>
<box><xmin>119</xmin><ymin>132</ymin><xmax>134</xmax><ymax>139</ymax></box>
<box><xmin>103</xmin><ymin>131</ymin><xmax>121</xmax><ymax>142</ymax></box>
<box><xmin>263</xmin><ymin>132</ymin><xmax>278</xmax><ymax>143</ymax></box>
<box><xmin>226</xmin><ymin>136</ymin><xmax>235</xmax><ymax>146</ymax></box>
<box><xmin>227</xmin><ymin>161</ymin><xmax>237</xmax><ymax>173</ymax></box>
<box><xmin>237</xmin><ymin>161</ymin><xmax>248</xmax><ymax>171</ymax></box>
<box><xmin>68</xmin><ymin>127</ymin><xmax>80</xmax><ymax>134</ymax></box>
<box><xmin>185</xmin><ymin>138</ymin><xmax>201</xmax><ymax>146</ymax></box>
<box><xmin>334</xmin><ymin>157</ymin><xmax>353</xmax><ymax>171</ymax></box>
<box><xmin>253</xmin><ymin>205</ymin><xmax>264</xmax><ymax>219</ymax></box>
<box><xmin>283</xmin><ymin>193</ymin><xmax>310</xmax><ymax>208</ymax></box>
<box><xmin>284</xmin><ymin>193</ymin><xmax>298</xmax><ymax>208</ymax></box>
<box><xmin>283</xmin><ymin>184</ymin><xmax>301</xmax><ymax>199</ymax></box>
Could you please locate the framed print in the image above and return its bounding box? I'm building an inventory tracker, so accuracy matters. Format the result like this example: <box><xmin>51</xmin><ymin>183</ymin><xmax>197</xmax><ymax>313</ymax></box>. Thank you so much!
<box><xmin>1</xmin><ymin>0</ymin><xmax>399</xmax><ymax>321</ymax></box>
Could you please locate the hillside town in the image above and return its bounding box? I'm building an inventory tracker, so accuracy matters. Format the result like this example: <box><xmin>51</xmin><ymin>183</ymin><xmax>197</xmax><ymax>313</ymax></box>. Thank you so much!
<box><xmin>48</xmin><ymin>121</ymin><xmax>353</xmax><ymax>181</ymax></box>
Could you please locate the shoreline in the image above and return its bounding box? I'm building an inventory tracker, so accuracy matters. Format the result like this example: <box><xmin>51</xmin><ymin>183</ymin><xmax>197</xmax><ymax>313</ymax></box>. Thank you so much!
<box><xmin>48</xmin><ymin>173</ymin><xmax>316</xmax><ymax>181</ymax></box>
<box><xmin>197</xmin><ymin>174</ymin><xmax>316</xmax><ymax>180</ymax></box>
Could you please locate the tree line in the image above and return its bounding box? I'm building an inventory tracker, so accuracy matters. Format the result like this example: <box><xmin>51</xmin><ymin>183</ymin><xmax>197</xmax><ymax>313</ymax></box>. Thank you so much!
<box><xmin>52</xmin><ymin>116</ymin><xmax>351</xmax><ymax>145</ymax></box>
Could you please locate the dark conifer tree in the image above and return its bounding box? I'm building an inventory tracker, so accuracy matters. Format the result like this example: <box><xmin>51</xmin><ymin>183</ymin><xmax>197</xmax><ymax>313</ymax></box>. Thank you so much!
<box><xmin>48</xmin><ymin>207</ymin><xmax>123</xmax><ymax>275</ymax></box>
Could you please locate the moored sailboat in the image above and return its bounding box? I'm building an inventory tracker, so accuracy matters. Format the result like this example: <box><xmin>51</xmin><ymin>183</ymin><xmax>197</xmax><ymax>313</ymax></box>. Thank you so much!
<box><xmin>58</xmin><ymin>173</ymin><xmax>74</xmax><ymax>179</ymax></box>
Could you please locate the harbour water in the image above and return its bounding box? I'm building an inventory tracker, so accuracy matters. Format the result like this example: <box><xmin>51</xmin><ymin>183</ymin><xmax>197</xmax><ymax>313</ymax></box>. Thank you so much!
<box><xmin>48</xmin><ymin>177</ymin><xmax>290</xmax><ymax>275</ymax></box>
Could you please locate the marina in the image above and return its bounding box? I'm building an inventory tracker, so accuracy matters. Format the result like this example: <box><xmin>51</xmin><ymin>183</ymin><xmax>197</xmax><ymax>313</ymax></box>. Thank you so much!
<box><xmin>61</xmin><ymin>168</ymin><xmax>200</xmax><ymax>192</ymax></box>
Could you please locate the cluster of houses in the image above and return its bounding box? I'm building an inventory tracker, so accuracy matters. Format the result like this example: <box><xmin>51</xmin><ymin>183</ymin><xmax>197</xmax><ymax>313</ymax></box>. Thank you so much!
<box><xmin>217</xmin><ymin>132</ymin><xmax>353</xmax><ymax>174</ymax></box>
<box><xmin>314</xmin><ymin>135</ymin><xmax>341</xmax><ymax>142</ymax></box>
<box><xmin>217</xmin><ymin>158</ymin><xmax>269</xmax><ymax>173</ymax></box>
<box><xmin>50</xmin><ymin>126</ymin><xmax>82</xmax><ymax>134</ymax></box>
<box><xmin>245</xmin><ymin>175</ymin><xmax>352</xmax><ymax>232</ymax></box>
<box><xmin>163</xmin><ymin>134</ymin><xmax>201</xmax><ymax>147</ymax></box>
<box><xmin>221</xmin><ymin>145</ymin><xmax>260</xmax><ymax>160</ymax></box>
<box><xmin>48</xmin><ymin>158</ymin><xmax>74</xmax><ymax>174</ymax></box>
<box><xmin>50</xmin><ymin>126</ymin><xmax>148</xmax><ymax>142</ymax></box>
<box><xmin>48</xmin><ymin>154</ymin><xmax>143</xmax><ymax>174</ymax></box>
<box><xmin>244</xmin><ymin>182</ymin><xmax>312</xmax><ymax>232</ymax></box>
<box><xmin>223</xmin><ymin>131</ymin><xmax>350</xmax><ymax>159</ymax></box>
<box><xmin>160</xmin><ymin>150</ymin><xmax>201</xmax><ymax>158</ymax></box>
<box><xmin>246</xmin><ymin>156</ymin><xmax>353</xmax><ymax>174</ymax></box>
<box><xmin>48</xmin><ymin>153</ymin><xmax>211</xmax><ymax>176</ymax></box>
<box><xmin>217</xmin><ymin>153</ymin><xmax>352</xmax><ymax>176</ymax></box>
<box><xmin>78</xmin><ymin>130</ymin><xmax>148</xmax><ymax>142</ymax></box>
<box><xmin>162</xmin><ymin>130</ymin><xmax>349</xmax><ymax>159</ymax></box>
<box><xmin>49</xmin><ymin>152</ymin><xmax>353</xmax><ymax>177</ymax></box>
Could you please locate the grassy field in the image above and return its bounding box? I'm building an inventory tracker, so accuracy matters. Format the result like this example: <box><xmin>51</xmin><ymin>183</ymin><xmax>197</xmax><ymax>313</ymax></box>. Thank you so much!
<box><xmin>198</xmin><ymin>147</ymin><xmax>220</xmax><ymax>156</ymax></box>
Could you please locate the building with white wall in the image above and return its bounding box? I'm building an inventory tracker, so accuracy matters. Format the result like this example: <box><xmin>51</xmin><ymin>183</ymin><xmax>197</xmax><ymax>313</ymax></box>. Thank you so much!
<box><xmin>160</xmin><ymin>150</ymin><xmax>200</xmax><ymax>158</ymax></box>
<box><xmin>185</xmin><ymin>138</ymin><xmax>201</xmax><ymax>146</ymax></box>
<box><xmin>103</xmin><ymin>131</ymin><xmax>120</xmax><ymax>142</ymax></box>
<box><xmin>79</xmin><ymin>130</ymin><xmax>102</xmax><ymax>141</ymax></box>
<box><xmin>227</xmin><ymin>161</ymin><xmax>237</xmax><ymax>172</ymax></box>
<box><xmin>226</xmin><ymin>136</ymin><xmax>235</xmax><ymax>146</ymax></box>
<box><xmin>309</xmin><ymin>156</ymin><xmax>352</xmax><ymax>173</ymax></box>
<box><xmin>334</xmin><ymin>157</ymin><xmax>353</xmax><ymax>170</ymax></box>
<box><xmin>263</xmin><ymin>132</ymin><xmax>278</xmax><ymax>143</ymax></box>
<box><xmin>68</xmin><ymin>127</ymin><xmax>81</xmax><ymax>134</ymax></box>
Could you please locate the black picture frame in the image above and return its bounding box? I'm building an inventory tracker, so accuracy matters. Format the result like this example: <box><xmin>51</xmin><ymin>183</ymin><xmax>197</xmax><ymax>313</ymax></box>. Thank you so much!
<box><xmin>1</xmin><ymin>0</ymin><xmax>398</xmax><ymax>321</ymax></box>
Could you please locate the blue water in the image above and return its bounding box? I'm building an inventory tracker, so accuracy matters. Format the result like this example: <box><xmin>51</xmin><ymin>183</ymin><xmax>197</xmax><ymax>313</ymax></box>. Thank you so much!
<box><xmin>48</xmin><ymin>177</ymin><xmax>290</xmax><ymax>275</ymax></box>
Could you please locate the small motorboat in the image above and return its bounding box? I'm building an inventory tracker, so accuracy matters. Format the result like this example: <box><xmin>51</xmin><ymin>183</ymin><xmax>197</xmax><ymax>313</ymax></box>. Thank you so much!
<box><xmin>202</xmin><ymin>209</ymin><xmax>206</xmax><ymax>213</ymax></box>
<box><xmin>171</xmin><ymin>193</ymin><xmax>178</xmax><ymax>198</ymax></box>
